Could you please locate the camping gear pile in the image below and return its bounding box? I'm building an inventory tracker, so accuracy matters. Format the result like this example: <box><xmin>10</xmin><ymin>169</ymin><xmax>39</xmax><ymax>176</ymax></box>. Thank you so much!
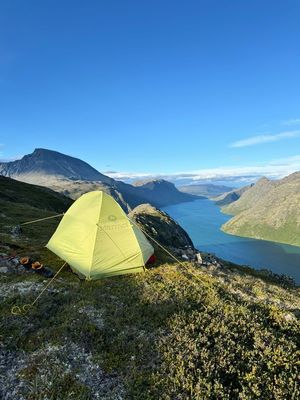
<box><xmin>0</xmin><ymin>254</ymin><xmax>54</xmax><ymax>277</ymax></box>
<box><xmin>19</xmin><ymin>257</ymin><xmax>54</xmax><ymax>277</ymax></box>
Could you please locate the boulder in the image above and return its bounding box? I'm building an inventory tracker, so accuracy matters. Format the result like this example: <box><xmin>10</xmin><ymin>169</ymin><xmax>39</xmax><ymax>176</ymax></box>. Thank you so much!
<box><xmin>128</xmin><ymin>204</ymin><xmax>194</xmax><ymax>250</ymax></box>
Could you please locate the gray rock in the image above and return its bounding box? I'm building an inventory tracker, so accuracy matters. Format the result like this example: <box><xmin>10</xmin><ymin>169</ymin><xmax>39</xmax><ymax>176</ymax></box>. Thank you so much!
<box><xmin>195</xmin><ymin>253</ymin><xmax>203</xmax><ymax>264</ymax></box>
<box><xmin>11</xmin><ymin>225</ymin><xmax>23</xmax><ymax>236</ymax></box>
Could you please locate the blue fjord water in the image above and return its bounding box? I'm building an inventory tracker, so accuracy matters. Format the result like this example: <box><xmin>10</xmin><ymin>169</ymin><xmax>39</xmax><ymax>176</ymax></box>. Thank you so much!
<box><xmin>163</xmin><ymin>199</ymin><xmax>300</xmax><ymax>283</ymax></box>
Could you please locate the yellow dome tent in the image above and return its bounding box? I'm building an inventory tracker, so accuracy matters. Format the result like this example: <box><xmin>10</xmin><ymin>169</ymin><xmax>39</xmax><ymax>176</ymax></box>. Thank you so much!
<box><xmin>46</xmin><ymin>191</ymin><xmax>154</xmax><ymax>280</ymax></box>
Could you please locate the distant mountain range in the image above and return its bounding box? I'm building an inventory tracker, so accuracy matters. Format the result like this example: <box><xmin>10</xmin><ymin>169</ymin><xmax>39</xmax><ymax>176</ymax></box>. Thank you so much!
<box><xmin>0</xmin><ymin>148</ymin><xmax>198</xmax><ymax>211</ymax></box>
<box><xmin>213</xmin><ymin>185</ymin><xmax>253</xmax><ymax>206</ymax></box>
<box><xmin>220</xmin><ymin>173</ymin><xmax>300</xmax><ymax>247</ymax></box>
<box><xmin>179</xmin><ymin>183</ymin><xmax>233</xmax><ymax>198</ymax></box>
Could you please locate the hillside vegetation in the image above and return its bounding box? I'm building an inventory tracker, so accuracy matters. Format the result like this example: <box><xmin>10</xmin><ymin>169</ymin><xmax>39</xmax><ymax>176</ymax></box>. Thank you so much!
<box><xmin>0</xmin><ymin>178</ymin><xmax>299</xmax><ymax>399</ymax></box>
<box><xmin>1</xmin><ymin>254</ymin><xmax>299</xmax><ymax>399</ymax></box>
<box><xmin>221</xmin><ymin>173</ymin><xmax>300</xmax><ymax>247</ymax></box>
<box><xmin>0</xmin><ymin>175</ymin><xmax>72</xmax><ymax>213</ymax></box>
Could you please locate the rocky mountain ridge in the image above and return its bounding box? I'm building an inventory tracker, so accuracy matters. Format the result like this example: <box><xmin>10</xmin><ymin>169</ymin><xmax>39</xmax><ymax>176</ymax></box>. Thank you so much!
<box><xmin>214</xmin><ymin>184</ymin><xmax>253</xmax><ymax>206</ymax></box>
<box><xmin>0</xmin><ymin>149</ymin><xmax>198</xmax><ymax>212</ymax></box>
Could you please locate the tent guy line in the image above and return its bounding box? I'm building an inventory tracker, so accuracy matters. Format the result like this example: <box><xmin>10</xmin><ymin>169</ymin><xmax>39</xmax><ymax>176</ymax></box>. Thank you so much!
<box><xmin>10</xmin><ymin>190</ymin><xmax>203</xmax><ymax>316</ymax></box>
<box><xmin>20</xmin><ymin>213</ymin><xmax>65</xmax><ymax>226</ymax></box>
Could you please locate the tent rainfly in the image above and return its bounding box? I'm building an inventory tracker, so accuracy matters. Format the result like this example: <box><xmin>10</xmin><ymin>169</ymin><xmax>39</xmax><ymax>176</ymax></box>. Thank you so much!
<box><xmin>46</xmin><ymin>191</ymin><xmax>154</xmax><ymax>280</ymax></box>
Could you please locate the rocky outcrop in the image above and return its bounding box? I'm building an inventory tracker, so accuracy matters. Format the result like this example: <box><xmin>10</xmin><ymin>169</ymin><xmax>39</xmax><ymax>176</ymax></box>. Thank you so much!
<box><xmin>128</xmin><ymin>204</ymin><xmax>223</xmax><ymax>265</ymax></box>
<box><xmin>128</xmin><ymin>203</ymin><xmax>194</xmax><ymax>251</ymax></box>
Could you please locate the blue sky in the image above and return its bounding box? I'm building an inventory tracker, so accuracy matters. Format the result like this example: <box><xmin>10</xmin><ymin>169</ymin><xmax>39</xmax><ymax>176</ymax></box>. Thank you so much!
<box><xmin>0</xmin><ymin>0</ymin><xmax>300</xmax><ymax>185</ymax></box>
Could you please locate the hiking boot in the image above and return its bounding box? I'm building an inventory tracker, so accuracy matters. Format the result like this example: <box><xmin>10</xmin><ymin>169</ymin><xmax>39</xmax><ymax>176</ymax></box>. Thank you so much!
<box><xmin>19</xmin><ymin>257</ymin><xmax>34</xmax><ymax>270</ymax></box>
<box><xmin>39</xmin><ymin>266</ymin><xmax>54</xmax><ymax>278</ymax></box>
<box><xmin>31</xmin><ymin>262</ymin><xmax>54</xmax><ymax>278</ymax></box>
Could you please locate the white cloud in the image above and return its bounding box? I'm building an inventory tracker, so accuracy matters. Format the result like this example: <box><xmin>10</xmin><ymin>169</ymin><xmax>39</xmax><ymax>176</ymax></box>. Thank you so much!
<box><xmin>108</xmin><ymin>171</ymin><xmax>155</xmax><ymax>181</ymax></box>
<box><xmin>281</xmin><ymin>118</ymin><xmax>300</xmax><ymax>126</ymax></box>
<box><xmin>105</xmin><ymin>155</ymin><xmax>300</xmax><ymax>185</ymax></box>
<box><xmin>229</xmin><ymin>130</ymin><xmax>300</xmax><ymax>148</ymax></box>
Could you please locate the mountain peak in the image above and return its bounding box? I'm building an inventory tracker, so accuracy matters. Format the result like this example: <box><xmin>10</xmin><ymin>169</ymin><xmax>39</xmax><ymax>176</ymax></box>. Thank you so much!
<box><xmin>256</xmin><ymin>176</ymin><xmax>270</xmax><ymax>185</ymax></box>
<box><xmin>133</xmin><ymin>179</ymin><xmax>174</xmax><ymax>189</ymax></box>
<box><xmin>33</xmin><ymin>147</ymin><xmax>51</xmax><ymax>152</ymax></box>
<box><xmin>0</xmin><ymin>148</ymin><xmax>113</xmax><ymax>183</ymax></box>
<box><xmin>32</xmin><ymin>148</ymin><xmax>60</xmax><ymax>155</ymax></box>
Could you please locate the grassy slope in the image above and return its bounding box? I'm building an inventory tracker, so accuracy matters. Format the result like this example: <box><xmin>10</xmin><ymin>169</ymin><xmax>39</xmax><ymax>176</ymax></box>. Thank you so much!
<box><xmin>221</xmin><ymin>174</ymin><xmax>300</xmax><ymax>247</ymax></box>
<box><xmin>0</xmin><ymin>176</ymin><xmax>72</xmax><ymax>265</ymax></box>
<box><xmin>0</xmin><ymin>192</ymin><xmax>299</xmax><ymax>399</ymax></box>
<box><xmin>0</xmin><ymin>176</ymin><xmax>72</xmax><ymax>213</ymax></box>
